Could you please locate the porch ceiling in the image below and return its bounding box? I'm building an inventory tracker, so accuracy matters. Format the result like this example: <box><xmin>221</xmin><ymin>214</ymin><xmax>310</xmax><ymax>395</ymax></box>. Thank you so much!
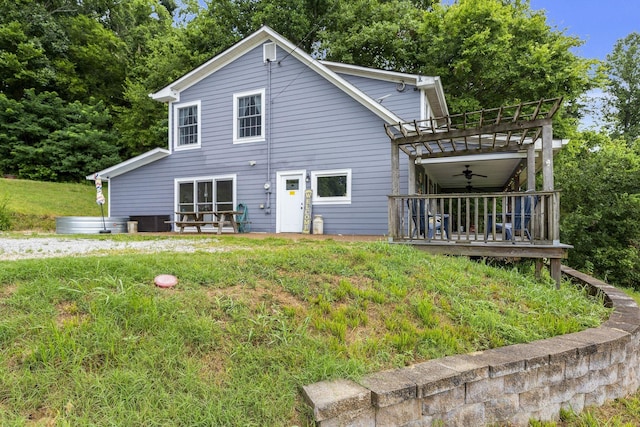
<box><xmin>385</xmin><ymin>97</ymin><xmax>563</xmax><ymax>159</ymax></box>
<box><xmin>419</xmin><ymin>155</ymin><xmax>524</xmax><ymax>192</ymax></box>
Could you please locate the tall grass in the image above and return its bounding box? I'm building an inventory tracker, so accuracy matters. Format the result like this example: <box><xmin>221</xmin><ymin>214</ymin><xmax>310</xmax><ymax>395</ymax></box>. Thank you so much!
<box><xmin>0</xmin><ymin>238</ymin><xmax>611</xmax><ymax>425</ymax></box>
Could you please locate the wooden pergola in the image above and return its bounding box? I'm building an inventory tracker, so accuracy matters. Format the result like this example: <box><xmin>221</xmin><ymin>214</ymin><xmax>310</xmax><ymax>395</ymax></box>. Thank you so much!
<box><xmin>385</xmin><ymin>98</ymin><xmax>570</xmax><ymax>286</ymax></box>
<box><xmin>386</xmin><ymin>97</ymin><xmax>563</xmax><ymax>192</ymax></box>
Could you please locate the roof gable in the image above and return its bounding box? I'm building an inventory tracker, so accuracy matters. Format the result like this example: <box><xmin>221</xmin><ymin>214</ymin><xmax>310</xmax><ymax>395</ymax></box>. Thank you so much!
<box><xmin>150</xmin><ymin>26</ymin><xmax>446</xmax><ymax>124</ymax></box>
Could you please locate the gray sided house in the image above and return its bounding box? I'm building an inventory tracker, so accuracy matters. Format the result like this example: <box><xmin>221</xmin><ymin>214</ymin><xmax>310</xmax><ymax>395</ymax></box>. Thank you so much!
<box><xmin>91</xmin><ymin>26</ymin><xmax>448</xmax><ymax>235</ymax></box>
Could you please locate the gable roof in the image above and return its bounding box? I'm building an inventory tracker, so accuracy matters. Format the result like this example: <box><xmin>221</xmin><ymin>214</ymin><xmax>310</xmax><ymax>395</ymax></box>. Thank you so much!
<box><xmin>150</xmin><ymin>26</ymin><xmax>447</xmax><ymax>124</ymax></box>
<box><xmin>85</xmin><ymin>148</ymin><xmax>170</xmax><ymax>181</ymax></box>
<box><xmin>320</xmin><ymin>61</ymin><xmax>449</xmax><ymax>118</ymax></box>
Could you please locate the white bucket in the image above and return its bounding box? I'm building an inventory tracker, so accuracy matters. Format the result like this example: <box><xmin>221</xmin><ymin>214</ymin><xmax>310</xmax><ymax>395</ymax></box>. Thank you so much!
<box><xmin>127</xmin><ymin>221</ymin><xmax>138</xmax><ymax>233</ymax></box>
<box><xmin>313</xmin><ymin>215</ymin><xmax>324</xmax><ymax>235</ymax></box>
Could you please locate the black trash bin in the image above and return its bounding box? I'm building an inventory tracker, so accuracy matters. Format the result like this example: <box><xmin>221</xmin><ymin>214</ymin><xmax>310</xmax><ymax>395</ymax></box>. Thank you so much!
<box><xmin>129</xmin><ymin>215</ymin><xmax>171</xmax><ymax>232</ymax></box>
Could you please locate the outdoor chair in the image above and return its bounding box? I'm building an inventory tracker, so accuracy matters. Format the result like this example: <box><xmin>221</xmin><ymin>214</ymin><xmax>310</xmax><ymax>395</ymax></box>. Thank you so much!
<box><xmin>236</xmin><ymin>203</ymin><xmax>251</xmax><ymax>233</ymax></box>
<box><xmin>487</xmin><ymin>193</ymin><xmax>537</xmax><ymax>242</ymax></box>
<box><xmin>409</xmin><ymin>198</ymin><xmax>445</xmax><ymax>239</ymax></box>
<box><xmin>409</xmin><ymin>197</ymin><xmax>425</xmax><ymax>237</ymax></box>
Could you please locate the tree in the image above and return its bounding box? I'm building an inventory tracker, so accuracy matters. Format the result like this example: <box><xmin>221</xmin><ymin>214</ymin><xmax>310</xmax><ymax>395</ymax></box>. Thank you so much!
<box><xmin>415</xmin><ymin>0</ymin><xmax>595</xmax><ymax>133</ymax></box>
<box><xmin>555</xmin><ymin>132</ymin><xmax>640</xmax><ymax>289</ymax></box>
<box><xmin>318</xmin><ymin>0</ymin><xmax>425</xmax><ymax>71</ymax></box>
<box><xmin>605</xmin><ymin>32</ymin><xmax>640</xmax><ymax>144</ymax></box>
<box><xmin>0</xmin><ymin>90</ymin><xmax>121</xmax><ymax>182</ymax></box>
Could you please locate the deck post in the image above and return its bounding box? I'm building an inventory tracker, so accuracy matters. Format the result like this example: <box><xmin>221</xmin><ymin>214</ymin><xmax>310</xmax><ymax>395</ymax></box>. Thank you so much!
<box><xmin>542</xmin><ymin>124</ymin><xmax>554</xmax><ymax>191</ymax></box>
<box><xmin>535</xmin><ymin>259</ymin><xmax>544</xmax><ymax>280</ymax></box>
<box><xmin>391</xmin><ymin>141</ymin><xmax>400</xmax><ymax>195</ymax></box>
<box><xmin>550</xmin><ymin>258</ymin><xmax>561</xmax><ymax>289</ymax></box>
<box><xmin>527</xmin><ymin>144</ymin><xmax>536</xmax><ymax>191</ymax></box>
<box><xmin>408</xmin><ymin>155</ymin><xmax>416</xmax><ymax>194</ymax></box>
<box><xmin>389</xmin><ymin>141</ymin><xmax>400</xmax><ymax>238</ymax></box>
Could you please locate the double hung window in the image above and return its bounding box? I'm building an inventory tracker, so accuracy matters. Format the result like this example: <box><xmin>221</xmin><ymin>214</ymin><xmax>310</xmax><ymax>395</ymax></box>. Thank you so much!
<box><xmin>233</xmin><ymin>89</ymin><xmax>265</xmax><ymax>143</ymax></box>
<box><xmin>174</xmin><ymin>101</ymin><xmax>201</xmax><ymax>150</ymax></box>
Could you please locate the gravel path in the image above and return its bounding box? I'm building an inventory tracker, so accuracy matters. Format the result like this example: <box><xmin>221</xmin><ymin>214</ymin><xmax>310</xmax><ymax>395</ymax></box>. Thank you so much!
<box><xmin>0</xmin><ymin>236</ymin><xmax>226</xmax><ymax>261</ymax></box>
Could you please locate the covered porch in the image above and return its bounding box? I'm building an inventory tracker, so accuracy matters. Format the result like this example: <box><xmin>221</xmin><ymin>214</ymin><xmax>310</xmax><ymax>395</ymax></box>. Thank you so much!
<box><xmin>385</xmin><ymin>98</ymin><xmax>570</xmax><ymax>286</ymax></box>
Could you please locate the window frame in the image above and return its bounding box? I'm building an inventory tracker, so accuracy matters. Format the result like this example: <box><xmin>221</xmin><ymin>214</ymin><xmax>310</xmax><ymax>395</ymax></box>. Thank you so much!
<box><xmin>311</xmin><ymin>169</ymin><xmax>352</xmax><ymax>205</ymax></box>
<box><xmin>174</xmin><ymin>174</ymin><xmax>237</xmax><ymax>217</ymax></box>
<box><xmin>233</xmin><ymin>88</ymin><xmax>266</xmax><ymax>144</ymax></box>
<box><xmin>173</xmin><ymin>100</ymin><xmax>201</xmax><ymax>151</ymax></box>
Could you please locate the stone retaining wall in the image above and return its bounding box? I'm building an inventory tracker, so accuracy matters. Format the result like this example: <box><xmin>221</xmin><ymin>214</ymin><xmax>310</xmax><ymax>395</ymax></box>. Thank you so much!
<box><xmin>302</xmin><ymin>266</ymin><xmax>640</xmax><ymax>426</ymax></box>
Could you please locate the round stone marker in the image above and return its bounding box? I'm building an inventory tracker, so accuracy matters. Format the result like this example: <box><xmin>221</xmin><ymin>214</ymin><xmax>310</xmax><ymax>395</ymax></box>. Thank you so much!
<box><xmin>154</xmin><ymin>274</ymin><xmax>178</xmax><ymax>288</ymax></box>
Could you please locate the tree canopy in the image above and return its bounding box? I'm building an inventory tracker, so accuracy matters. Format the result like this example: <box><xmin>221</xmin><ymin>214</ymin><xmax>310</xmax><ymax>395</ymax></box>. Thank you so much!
<box><xmin>604</xmin><ymin>32</ymin><xmax>640</xmax><ymax>144</ymax></box>
<box><xmin>555</xmin><ymin>133</ymin><xmax>640</xmax><ymax>288</ymax></box>
<box><xmin>0</xmin><ymin>0</ymin><xmax>598</xmax><ymax>180</ymax></box>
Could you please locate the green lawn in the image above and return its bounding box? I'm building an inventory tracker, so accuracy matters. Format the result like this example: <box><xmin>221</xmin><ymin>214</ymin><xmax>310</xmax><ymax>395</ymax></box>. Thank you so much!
<box><xmin>0</xmin><ymin>236</ymin><xmax>610</xmax><ymax>425</ymax></box>
<box><xmin>0</xmin><ymin>178</ymin><xmax>636</xmax><ymax>425</ymax></box>
<box><xmin>0</xmin><ymin>178</ymin><xmax>102</xmax><ymax>231</ymax></box>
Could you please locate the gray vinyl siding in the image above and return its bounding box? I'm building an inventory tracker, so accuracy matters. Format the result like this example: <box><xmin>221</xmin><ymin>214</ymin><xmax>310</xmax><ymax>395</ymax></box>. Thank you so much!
<box><xmin>336</xmin><ymin>73</ymin><xmax>421</xmax><ymax>121</ymax></box>
<box><xmin>111</xmin><ymin>42</ymin><xmax>413</xmax><ymax>234</ymax></box>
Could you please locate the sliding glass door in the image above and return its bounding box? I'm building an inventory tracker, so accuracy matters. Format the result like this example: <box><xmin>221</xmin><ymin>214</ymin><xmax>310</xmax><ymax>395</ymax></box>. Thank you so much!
<box><xmin>176</xmin><ymin>176</ymin><xmax>235</xmax><ymax>226</ymax></box>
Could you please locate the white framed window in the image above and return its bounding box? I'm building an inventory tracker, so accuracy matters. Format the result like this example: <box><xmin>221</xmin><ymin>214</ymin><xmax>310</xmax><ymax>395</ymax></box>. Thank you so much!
<box><xmin>174</xmin><ymin>100</ymin><xmax>201</xmax><ymax>150</ymax></box>
<box><xmin>312</xmin><ymin>169</ymin><xmax>352</xmax><ymax>205</ymax></box>
<box><xmin>233</xmin><ymin>89</ymin><xmax>265</xmax><ymax>143</ymax></box>
<box><xmin>174</xmin><ymin>174</ymin><xmax>236</xmax><ymax>220</ymax></box>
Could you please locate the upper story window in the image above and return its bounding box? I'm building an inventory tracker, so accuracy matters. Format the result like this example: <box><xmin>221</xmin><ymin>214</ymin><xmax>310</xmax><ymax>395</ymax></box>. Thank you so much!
<box><xmin>233</xmin><ymin>89</ymin><xmax>265</xmax><ymax>144</ymax></box>
<box><xmin>312</xmin><ymin>169</ymin><xmax>352</xmax><ymax>205</ymax></box>
<box><xmin>174</xmin><ymin>101</ymin><xmax>201</xmax><ymax>150</ymax></box>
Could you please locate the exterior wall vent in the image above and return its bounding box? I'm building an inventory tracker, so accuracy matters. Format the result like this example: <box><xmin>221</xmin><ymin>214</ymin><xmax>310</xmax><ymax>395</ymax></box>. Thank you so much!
<box><xmin>263</xmin><ymin>42</ymin><xmax>276</xmax><ymax>63</ymax></box>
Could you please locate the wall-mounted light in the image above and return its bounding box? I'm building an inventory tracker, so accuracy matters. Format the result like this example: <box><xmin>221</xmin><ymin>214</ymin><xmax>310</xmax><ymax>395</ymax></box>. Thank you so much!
<box><xmin>249</xmin><ymin>160</ymin><xmax>257</xmax><ymax>166</ymax></box>
<box><xmin>306</xmin><ymin>172</ymin><xmax>310</xmax><ymax>183</ymax></box>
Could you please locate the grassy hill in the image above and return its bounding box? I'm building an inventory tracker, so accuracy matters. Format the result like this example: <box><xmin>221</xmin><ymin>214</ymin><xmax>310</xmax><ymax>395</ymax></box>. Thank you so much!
<box><xmin>0</xmin><ymin>178</ymin><xmax>105</xmax><ymax>231</ymax></box>
<box><xmin>0</xmin><ymin>179</ymin><xmax>638</xmax><ymax>425</ymax></box>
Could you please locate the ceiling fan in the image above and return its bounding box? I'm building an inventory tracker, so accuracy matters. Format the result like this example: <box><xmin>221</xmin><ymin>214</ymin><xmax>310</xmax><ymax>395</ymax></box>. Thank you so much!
<box><xmin>465</xmin><ymin>181</ymin><xmax>488</xmax><ymax>193</ymax></box>
<box><xmin>453</xmin><ymin>165</ymin><xmax>487</xmax><ymax>180</ymax></box>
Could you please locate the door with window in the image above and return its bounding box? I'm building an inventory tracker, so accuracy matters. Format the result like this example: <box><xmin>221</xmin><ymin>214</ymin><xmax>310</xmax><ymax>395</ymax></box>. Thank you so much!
<box><xmin>277</xmin><ymin>171</ymin><xmax>305</xmax><ymax>232</ymax></box>
<box><xmin>177</xmin><ymin>176</ymin><xmax>234</xmax><ymax>229</ymax></box>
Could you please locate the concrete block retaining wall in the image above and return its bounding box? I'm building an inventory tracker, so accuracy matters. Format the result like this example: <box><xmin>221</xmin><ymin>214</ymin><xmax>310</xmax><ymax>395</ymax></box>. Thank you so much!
<box><xmin>302</xmin><ymin>266</ymin><xmax>640</xmax><ymax>426</ymax></box>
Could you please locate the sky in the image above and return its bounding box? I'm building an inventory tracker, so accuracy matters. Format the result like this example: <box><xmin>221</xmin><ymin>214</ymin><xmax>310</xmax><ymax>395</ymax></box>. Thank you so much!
<box><xmin>528</xmin><ymin>1</ymin><xmax>639</xmax><ymax>129</ymax></box>
<box><xmin>529</xmin><ymin>0</ymin><xmax>639</xmax><ymax>60</ymax></box>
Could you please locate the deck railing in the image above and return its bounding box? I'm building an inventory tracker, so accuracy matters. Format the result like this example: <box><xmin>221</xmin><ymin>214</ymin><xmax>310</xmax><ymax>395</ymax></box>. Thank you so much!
<box><xmin>389</xmin><ymin>191</ymin><xmax>560</xmax><ymax>244</ymax></box>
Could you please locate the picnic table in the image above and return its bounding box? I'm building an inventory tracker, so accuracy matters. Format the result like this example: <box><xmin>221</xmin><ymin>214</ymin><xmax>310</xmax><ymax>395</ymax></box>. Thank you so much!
<box><xmin>166</xmin><ymin>211</ymin><xmax>241</xmax><ymax>234</ymax></box>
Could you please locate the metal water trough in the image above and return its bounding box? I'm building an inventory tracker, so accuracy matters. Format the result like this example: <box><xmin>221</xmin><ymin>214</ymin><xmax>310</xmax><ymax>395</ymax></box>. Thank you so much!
<box><xmin>56</xmin><ymin>216</ymin><xmax>129</xmax><ymax>234</ymax></box>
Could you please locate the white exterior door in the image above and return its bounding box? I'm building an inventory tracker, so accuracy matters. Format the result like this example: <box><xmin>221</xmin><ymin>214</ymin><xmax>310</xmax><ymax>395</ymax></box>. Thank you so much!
<box><xmin>276</xmin><ymin>171</ymin><xmax>305</xmax><ymax>233</ymax></box>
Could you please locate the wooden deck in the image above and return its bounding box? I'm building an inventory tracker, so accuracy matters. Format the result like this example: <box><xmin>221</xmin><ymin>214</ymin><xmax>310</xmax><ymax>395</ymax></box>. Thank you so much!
<box><xmin>389</xmin><ymin>191</ymin><xmax>570</xmax><ymax>286</ymax></box>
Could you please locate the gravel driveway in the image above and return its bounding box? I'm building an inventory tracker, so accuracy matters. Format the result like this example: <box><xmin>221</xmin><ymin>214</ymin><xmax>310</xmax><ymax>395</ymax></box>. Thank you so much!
<box><xmin>0</xmin><ymin>236</ymin><xmax>226</xmax><ymax>261</ymax></box>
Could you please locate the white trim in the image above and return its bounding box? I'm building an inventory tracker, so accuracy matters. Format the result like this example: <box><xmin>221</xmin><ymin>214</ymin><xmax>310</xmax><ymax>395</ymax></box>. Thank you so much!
<box><xmin>106</xmin><ymin>180</ymin><xmax>111</xmax><ymax>217</ymax></box>
<box><xmin>311</xmin><ymin>169</ymin><xmax>352</xmax><ymax>205</ymax></box>
<box><xmin>233</xmin><ymin>89</ymin><xmax>266</xmax><ymax>144</ymax></box>
<box><xmin>86</xmin><ymin>148</ymin><xmax>170</xmax><ymax>180</ymax></box>
<box><xmin>275</xmin><ymin>169</ymin><xmax>306</xmax><ymax>233</ymax></box>
<box><xmin>173</xmin><ymin>100</ymin><xmax>201</xmax><ymax>151</ymax></box>
<box><xmin>321</xmin><ymin>60</ymin><xmax>424</xmax><ymax>84</ymax></box>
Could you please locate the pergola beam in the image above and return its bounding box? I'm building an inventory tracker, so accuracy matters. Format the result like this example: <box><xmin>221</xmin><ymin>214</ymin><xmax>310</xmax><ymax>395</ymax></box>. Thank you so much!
<box><xmin>387</xmin><ymin>118</ymin><xmax>552</xmax><ymax>147</ymax></box>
